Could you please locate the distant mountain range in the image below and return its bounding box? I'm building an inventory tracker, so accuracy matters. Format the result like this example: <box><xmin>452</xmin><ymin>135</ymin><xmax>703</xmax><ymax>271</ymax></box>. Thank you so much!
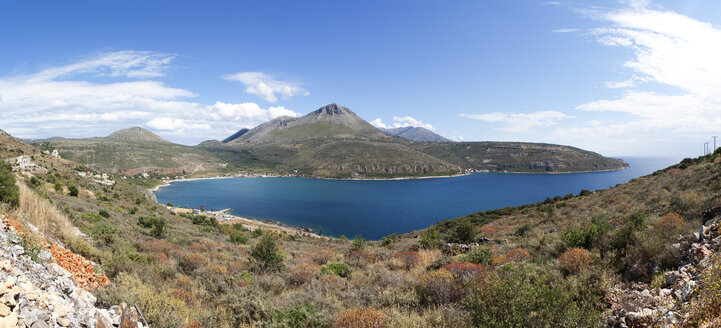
<box><xmin>31</xmin><ymin>103</ymin><xmax>628</xmax><ymax>178</ymax></box>
<box><xmin>379</xmin><ymin>126</ymin><xmax>451</xmax><ymax>142</ymax></box>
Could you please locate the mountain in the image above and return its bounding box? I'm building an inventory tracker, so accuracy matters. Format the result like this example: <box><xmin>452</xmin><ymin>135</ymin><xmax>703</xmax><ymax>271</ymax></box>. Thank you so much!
<box><xmin>221</xmin><ymin>128</ymin><xmax>249</xmax><ymax>143</ymax></box>
<box><xmin>106</xmin><ymin>126</ymin><xmax>170</xmax><ymax>143</ymax></box>
<box><xmin>32</xmin><ymin>127</ymin><xmax>227</xmax><ymax>176</ymax></box>
<box><xmin>380</xmin><ymin>126</ymin><xmax>451</xmax><ymax>142</ymax></box>
<box><xmin>205</xmin><ymin>103</ymin><xmax>627</xmax><ymax>177</ymax></box>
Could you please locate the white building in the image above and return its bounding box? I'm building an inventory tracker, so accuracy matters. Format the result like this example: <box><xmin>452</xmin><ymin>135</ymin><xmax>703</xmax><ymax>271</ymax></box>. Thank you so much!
<box><xmin>51</xmin><ymin>149</ymin><xmax>60</xmax><ymax>158</ymax></box>
<box><xmin>16</xmin><ymin>156</ymin><xmax>35</xmax><ymax>169</ymax></box>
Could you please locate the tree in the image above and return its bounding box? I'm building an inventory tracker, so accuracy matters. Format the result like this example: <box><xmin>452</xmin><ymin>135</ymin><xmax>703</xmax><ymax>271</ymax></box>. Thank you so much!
<box><xmin>350</xmin><ymin>235</ymin><xmax>366</xmax><ymax>251</ymax></box>
<box><xmin>68</xmin><ymin>183</ymin><xmax>79</xmax><ymax>197</ymax></box>
<box><xmin>0</xmin><ymin>163</ymin><xmax>19</xmax><ymax>208</ymax></box>
<box><xmin>53</xmin><ymin>181</ymin><xmax>63</xmax><ymax>192</ymax></box>
<box><xmin>251</xmin><ymin>233</ymin><xmax>283</xmax><ymax>272</ymax></box>
<box><xmin>453</xmin><ymin>221</ymin><xmax>476</xmax><ymax>243</ymax></box>
<box><xmin>419</xmin><ymin>226</ymin><xmax>441</xmax><ymax>249</ymax></box>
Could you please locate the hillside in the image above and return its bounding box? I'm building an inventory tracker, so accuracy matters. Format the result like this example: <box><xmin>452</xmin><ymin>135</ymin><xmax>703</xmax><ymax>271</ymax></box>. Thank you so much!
<box><xmin>32</xmin><ymin>127</ymin><xmax>229</xmax><ymax>177</ymax></box>
<box><xmin>380</xmin><ymin>126</ymin><xmax>451</xmax><ymax>142</ymax></box>
<box><xmin>2</xmin><ymin>129</ymin><xmax>721</xmax><ymax>327</ymax></box>
<box><xmin>203</xmin><ymin>103</ymin><xmax>627</xmax><ymax>178</ymax></box>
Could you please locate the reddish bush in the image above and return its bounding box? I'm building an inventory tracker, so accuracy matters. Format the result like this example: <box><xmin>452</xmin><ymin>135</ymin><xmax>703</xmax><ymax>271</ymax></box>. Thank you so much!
<box><xmin>189</xmin><ymin>242</ymin><xmax>205</xmax><ymax>253</ymax></box>
<box><xmin>181</xmin><ymin>318</ymin><xmax>203</xmax><ymax>328</ymax></box>
<box><xmin>292</xmin><ymin>255</ymin><xmax>314</xmax><ymax>266</ymax></box>
<box><xmin>333</xmin><ymin>307</ymin><xmax>387</xmax><ymax>328</ymax></box>
<box><xmin>348</xmin><ymin>250</ymin><xmax>373</xmax><ymax>262</ymax></box>
<box><xmin>171</xmin><ymin>287</ymin><xmax>196</xmax><ymax>304</ymax></box>
<box><xmin>655</xmin><ymin>212</ymin><xmax>685</xmax><ymax>234</ymax></box>
<box><xmin>139</xmin><ymin>239</ymin><xmax>181</xmax><ymax>255</ymax></box>
<box><xmin>209</xmin><ymin>265</ymin><xmax>229</xmax><ymax>275</ymax></box>
<box><xmin>505</xmin><ymin>248</ymin><xmax>531</xmax><ymax>262</ymax></box>
<box><xmin>479</xmin><ymin>226</ymin><xmax>497</xmax><ymax>236</ymax></box>
<box><xmin>394</xmin><ymin>251</ymin><xmax>423</xmax><ymax>270</ymax></box>
<box><xmin>312</xmin><ymin>247</ymin><xmax>336</xmax><ymax>264</ymax></box>
<box><xmin>491</xmin><ymin>255</ymin><xmax>509</xmax><ymax>267</ymax></box>
<box><xmin>289</xmin><ymin>262</ymin><xmax>320</xmax><ymax>285</ymax></box>
<box><xmin>320</xmin><ymin>274</ymin><xmax>344</xmax><ymax>287</ymax></box>
<box><xmin>227</xmin><ymin>260</ymin><xmax>250</xmax><ymax>274</ymax></box>
<box><xmin>180</xmin><ymin>254</ymin><xmax>208</xmax><ymax>272</ymax></box>
<box><xmin>558</xmin><ymin>248</ymin><xmax>593</xmax><ymax>274</ymax></box>
<box><xmin>441</xmin><ymin>262</ymin><xmax>487</xmax><ymax>280</ymax></box>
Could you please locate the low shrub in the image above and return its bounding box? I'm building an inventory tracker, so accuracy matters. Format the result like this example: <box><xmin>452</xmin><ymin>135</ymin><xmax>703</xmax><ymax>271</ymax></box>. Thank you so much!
<box><xmin>459</xmin><ymin>246</ymin><xmax>491</xmax><ymax>265</ymax></box>
<box><xmin>558</xmin><ymin>248</ymin><xmax>593</xmax><ymax>274</ymax></box>
<box><xmin>441</xmin><ymin>261</ymin><xmax>486</xmax><ymax>280</ymax></box>
<box><xmin>180</xmin><ymin>253</ymin><xmax>208</xmax><ymax>272</ymax></box>
<box><xmin>419</xmin><ymin>227</ymin><xmax>441</xmax><ymax>249</ymax></box>
<box><xmin>416</xmin><ymin>269</ymin><xmax>456</xmax><ymax>306</ymax></box>
<box><xmin>505</xmin><ymin>248</ymin><xmax>531</xmax><ymax>262</ymax></box>
<box><xmin>0</xmin><ymin>162</ymin><xmax>19</xmax><ymax>208</ymax></box>
<box><xmin>351</xmin><ymin>235</ymin><xmax>366</xmax><ymax>251</ymax></box>
<box><xmin>320</xmin><ymin>262</ymin><xmax>351</xmax><ymax>277</ymax></box>
<box><xmin>333</xmin><ymin>307</ymin><xmax>387</xmax><ymax>328</ymax></box>
<box><xmin>229</xmin><ymin>230</ymin><xmax>248</xmax><ymax>244</ymax></box>
<box><xmin>251</xmin><ymin>234</ymin><xmax>284</xmax><ymax>272</ymax></box>
<box><xmin>289</xmin><ymin>262</ymin><xmax>320</xmax><ymax>285</ymax></box>
<box><xmin>395</xmin><ymin>251</ymin><xmax>423</xmax><ymax>270</ymax></box>
<box><xmin>654</xmin><ymin>212</ymin><xmax>685</xmax><ymax>237</ymax></box>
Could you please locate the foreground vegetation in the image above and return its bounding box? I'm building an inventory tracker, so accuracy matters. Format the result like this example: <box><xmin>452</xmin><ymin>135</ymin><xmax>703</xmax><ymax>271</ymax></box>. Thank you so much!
<box><xmin>4</xmin><ymin>129</ymin><xmax>721</xmax><ymax>327</ymax></box>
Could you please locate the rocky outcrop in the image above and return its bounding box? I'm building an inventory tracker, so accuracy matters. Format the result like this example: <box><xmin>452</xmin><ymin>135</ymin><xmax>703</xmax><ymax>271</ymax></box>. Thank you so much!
<box><xmin>0</xmin><ymin>216</ymin><xmax>147</xmax><ymax>327</ymax></box>
<box><xmin>603</xmin><ymin>217</ymin><xmax>721</xmax><ymax>327</ymax></box>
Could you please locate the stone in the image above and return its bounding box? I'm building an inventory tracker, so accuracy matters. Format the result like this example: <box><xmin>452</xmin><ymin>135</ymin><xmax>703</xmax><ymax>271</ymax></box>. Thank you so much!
<box><xmin>0</xmin><ymin>311</ymin><xmax>18</xmax><ymax>328</ymax></box>
<box><xmin>56</xmin><ymin>317</ymin><xmax>70</xmax><ymax>327</ymax></box>
<box><xmin>0</xmin><ymin>260</ymin><xmax>10</xmax><ymax>272</ymax></box>
<box><xmin>31</xmin><ymin>320</ymin><xmax>50</xmax><ymax>328</ymax></box>
<box><xmin>96</xmin><ymin>311</ymin><xmax>114</xmax><ymax>328</ymax></box>
<box><xmin>0</xmin><ymin>303</ymin><xmax>9</xmax><ymax>317</ymax></box>
<box><xmin>119</xmin><ymin>303</ymin><xmax>141</xmax><ymax>328</ymax></box>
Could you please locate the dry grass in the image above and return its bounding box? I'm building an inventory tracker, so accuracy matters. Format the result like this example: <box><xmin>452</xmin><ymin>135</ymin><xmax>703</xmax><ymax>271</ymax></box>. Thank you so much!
<box><xmin>12</xmin><ymin>180</ymin><xmax>74</xmax><ymax>242</ymax></box>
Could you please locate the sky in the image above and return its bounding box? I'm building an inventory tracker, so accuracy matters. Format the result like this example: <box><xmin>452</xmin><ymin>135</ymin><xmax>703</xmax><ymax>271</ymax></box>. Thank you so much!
<box><xmin>1</xmin><ymin>0</ymin><xmax>721</xmax><ymax>158</ymax></box>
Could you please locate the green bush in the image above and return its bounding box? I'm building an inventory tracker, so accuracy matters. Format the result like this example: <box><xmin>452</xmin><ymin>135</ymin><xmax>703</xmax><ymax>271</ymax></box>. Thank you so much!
<box><xmin>320</xmin><ymin>262</ymin><xmax>351</xmax><ymax>277</ymax></box>
<box><xmin>459</xmin><ymin>246</ymin><xmax>492</xmax><ymax>265</ymax></box>
<box><xmin>381</xmin><ymin>233</ymin><xmax>398</xmax><ymax>247</ymax></box>
<box><xmin>273</xmin><ymin>305</ymin><xmax>321</xmax><ymax>328</ymax></box>
<box><xmin>98</xmin><ymin>209</ymin><xmax>110</xmax><ymax>218</ymax></box>
<box><xmin>514</xmin><ymin>224</ymin><xmax>532</xmax><ymax>237</ymax></box>
<box><xmin>419</xmin><ymin>227</ymin><xmax>441</xmax><ymax>249</ymax></box>
<box><xmin>351</xmin><ymin>235</ymin><xmax>366</xmax><ymax>251</ymax></box>
<box><xmin>251</xmin><ymin>234</ymin><xmax>284</xmax><ymax>272</ymax></box>
<box><xmin>53</xmin><ymin>181</ymin><xmax>63</xmax><ymax>192</ymax></box>
<box><xmin>68</xmin><ymin>183</ymin><xmax>79</xmax><ymax>197</ymax></box>
<box><xmin>229</xmin><ymin>230</ymin><xmax>248</xmax><ymax>244</ymax></box>
<box><xmin>29</xmin><ymin>176</ymin><xmax>41</xmax><ymax>187</ymax></box>
<box><xmin>466</xmin><ymin>263</ymin><xmax>600</xmax><ymax>327</ymax></box>
<box><xmin>138</xmin><ymin>216</ymin><xmax>166</xmax><ymax>238</ymax></box>
<box><xmin>82</xmin><ymin>212</ymin><xmax>104</xmax><ymax>223</ymax></box>
<box><xmin>452</xmin><ymin>221</ymin><xmax>476</xmax><ymax>243</ymax></box>
<box><xmin>0</xmin><ymin>162</ymin><xmax>19</xmax><ymax>208</ymax></box>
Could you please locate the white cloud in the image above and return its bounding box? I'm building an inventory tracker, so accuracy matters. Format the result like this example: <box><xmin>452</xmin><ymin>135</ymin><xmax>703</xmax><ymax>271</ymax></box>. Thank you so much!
<box><xmin>556</xmin><ymin>1</ymin><xmax>721</xmax><ymax>156</ymax></box>
<box><xmin>0</xmin><ymin>51</ymin><xmax>300</xmax><ymax>142</ymax></box>
<box><xmin>460</xmin><ymin>111</ymin><xmax>570</xmax><ymax>133</ymax></box>
<box><xmin>223</xmin><ymin>72</ymin><xmax>307</xmax><ymax>103</ymax></box>
<box><xmin>370</xmin><ymin>116</ymin><xmax>435</xmax><ymax>131</ymax></box>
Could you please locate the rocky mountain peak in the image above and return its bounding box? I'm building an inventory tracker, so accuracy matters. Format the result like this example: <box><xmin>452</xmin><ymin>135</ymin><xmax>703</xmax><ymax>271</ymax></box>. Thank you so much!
<box><xmin>313</xmin><ymin>103</ymin><xmax>351</xmax><ymax>116</ymax></box>
<box><xmin>106</xmin><ymin>127</ymin><xmax>169</xmax><ymax>143</ymax></box>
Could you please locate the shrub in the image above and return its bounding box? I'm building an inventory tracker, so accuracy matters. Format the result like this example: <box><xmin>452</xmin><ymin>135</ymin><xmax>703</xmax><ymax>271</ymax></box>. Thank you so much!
<box><xmin>419</xmin><ymin>227</ymin><xmax>441</xmax><ymax>249</ymax></box>
<box><xmin>452</xmin><ymin>221</ymin><xmax>476</xmax><ymax>243</ymax></box>
<box><xmin>67</xmin><ymin>183</ymin><xmax>79</xmax><ymax>197</ymax></box>
<box><xmin>579</xmin><ymin>189</ymin><xmax>592</xmax><ymax>196</ymax></box>
<box><xmin>560</xmin><ymin>221</ymin><xmax>609</xmax><ymax>249</ymax></box>
<box><xmin>82</xmin><ymin>212</ymin><xmax>103</xmax><ymax>223</ymax></box>
<box><xmin>380</xmin><ymin>233</ymin><xmax>398</xmax><ymax>246</ymax></box>
<box><xmin>333</xmin><ymin>308</ymin><xmax>387</xmax><ymax>328</ymax></box>
<box><xmin>53</xmin><ymin>181</ymin><xmax>63</xmax><ymax>192</ymax></box>
<box><xmin>274</xmin><ymin>304</ymin><xmax>321</xmax><ymax>328</ymax></box>
<box><xmin>347</xmin><ymin>250</ymin><xmax>373</xmax><ymax>266</ymax></box>
<box><xmin>29</xmin><ymin>176</ymin><xmax>41</xmax><ymax>187</ymax></box>
<box><xmin>514</xmin><ymin>224</ymin><xmax>532</xmax><ymax>237</ymax></box>
<box><xmin>459</xmin><ymin>246</ymin><xmax>491</xmax><ymax>265</ymax></box>
<box><xmin>466</xmin><ymin>263</ymin><xmax>600</xmax><ymax>327</ymax></box>
<box><xmin>559</xmin><ymin>248</ymin><xmax>593</xmax><ymax>274</ymax></box>
<box><xmin>138</xmin><ymin>216</ymin><xmax>166</xmax><ymax>238</ymax></box>
<box><xmin>180</xmin><ymin>253</ymin><xmax>207</xmax><ymax>272</ymax></box>
<box><xmin>0</xmin><ymin>162</ymin><xmax>19</xmax><ymax>208</ymax></box>
<box><xmin>655</xmin><ymin>212</ymin><xmax>685</xmax><ymax>236</ymax></box>
<box><xmin>98</xmin><ymin>209</ymin><xmax>110</xmax><ymax>218</ymax></box>
<box><xmin>441</xmin><ymin>261</ymin><xmax>486</xmax><ymax>280</ymax></box>
<box><xmin>229</xmin><ymin>230</ymin><xmax>248</xmax><ymax>244</ymax></box>
<box><xmin>479</xmin><ymin>226</ymin><xmax>496</xmax><ymax>236</ymax></box>
<box><xmin>505</xmin><ymin>248</ymin><xmax>531</xmax><ymax>262</ymax></box>
<box><xmin>395</xmin><ymin>251</ymin><xmax>423</xmax><ymax>270</ymax></box>
<box><xmin>321</xmin><ymin>262</ymin><xmax>351</xmax><ymax>277</ymax></box>
<box><xmin>251</xmin><ymin>233</ymin><xmax>284</xmax><ymax>272</ymax></box>
<box><xmin>351</xmin><ymin>235</ymin><xmax>366</xmax><ymax>251</ymax></box>
<box><xmin>289</xmin><ymin>262</ymin><xmax>319</xmax><ymax>285</ymax></box>
<box><xmin>416</xmin><ymin>269</ymin><xmax>456</xmax><ymax>306</ymax></box>
<box><xmin>312</xmin><ymin>247</ymin><xmax>335</xmax><ymax>264</ymax></box>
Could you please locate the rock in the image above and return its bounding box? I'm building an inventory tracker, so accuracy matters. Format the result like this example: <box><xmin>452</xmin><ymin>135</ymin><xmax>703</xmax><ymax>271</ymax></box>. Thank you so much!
<box><xmin>31</xmin><ymin>320</ymin><xmax>50</xmax><ymax>328</ymax></box>
<box><xmin>0</xmin><ymin>311</ymin><xmax>17</xmax><ymax>328</ymax></box>
<box><xmin>0</xmin><ymin>260</ymin><xmax>10</xmax><ymax>272</ymax></box>
<box><xmin>119</xmin><ymin>303</ymin><xmax>141</xmax><ymax>328</ymax></box>
<box><xmin>56</xmin><ymin>317</ymin><xmax>70</xmax><ymax>327</ymax></box>
<box><xmin>664</xmin><ymin>271</ymin><xmax>680</xmax><ymax>286</ymax></box>
<box><xmin>0</xmin><ymin>304</ymin><xmax>9</xmax><ymax>317</ymax></box>
<box><xmin>96</xmin><ymin>311</ymin><xmax>114</xmax><ymax>328</ymax></box>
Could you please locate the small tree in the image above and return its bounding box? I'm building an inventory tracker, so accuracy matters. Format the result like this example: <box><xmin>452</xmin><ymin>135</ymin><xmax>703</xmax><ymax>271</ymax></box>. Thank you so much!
<box><xmin>0</xmin><ymin>162</ymin><xmax>19</xmax><ymax>208</ymax></box>
<box><xmin>419</xmin><ymin>227</ymin><xmax>441</xmax><ymax>249</ymax></box>
<box><xmin>68</xmin><ymin>183</ymin><xmax>79</xmax><ymax>197</ymax></box>
<box><xmin>53</xmin><ymin>181</ymin><xmax>63</xmax><ymax>192</ymax></box>
<box><xmin>453</xmin><ymin>221</ymin><xmax>476</xmax><ymax>243</ymax></box>
<box><xmin>350</xmin><ymin>235</ymin><xmax>366</xmax><ymax>251</ymax></box>
<box><xmin>251</xmin><ymin>233</ymin><xmax>284</xmax><ymax>272</ymax></box>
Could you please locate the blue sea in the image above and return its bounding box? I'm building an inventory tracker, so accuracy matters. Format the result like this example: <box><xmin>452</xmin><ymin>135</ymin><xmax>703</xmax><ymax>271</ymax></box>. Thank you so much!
<box><xmin>154</xmin><ymin>157</ymin><xmax>680</xmax><ymax>239</ymax></box>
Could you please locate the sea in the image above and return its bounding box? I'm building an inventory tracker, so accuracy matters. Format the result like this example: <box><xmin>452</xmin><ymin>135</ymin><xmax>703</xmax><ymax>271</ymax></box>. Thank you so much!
<box><xmin>154</xmin><ymin>157</ymin><xmax>681</xmax><ymax>239</ymax></box>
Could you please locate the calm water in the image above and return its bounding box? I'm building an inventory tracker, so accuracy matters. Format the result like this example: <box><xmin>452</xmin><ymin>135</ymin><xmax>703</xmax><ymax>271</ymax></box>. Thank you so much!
<box><xmin>154</xmin><ymin>157</ymin><xmax>680</xmax><ymax>239</ymax></box>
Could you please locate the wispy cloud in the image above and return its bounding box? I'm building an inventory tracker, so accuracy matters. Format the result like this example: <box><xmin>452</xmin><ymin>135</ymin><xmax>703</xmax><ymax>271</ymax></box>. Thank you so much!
<box><xmin>223</xmin><ymin>72</ymin><xmax>308</xmax><ymax>103</ymax></box>
<box><xmin>0</xmin><ymin>51</ymin><xmax>300</xmax><ymax>142</ymax></box>
<box><xmin>460</xmin><ymin>111</ymin><xmax>570</xmax><ymax>133</ymax></box>
<box><xmin>554</xmin><ymin>1</ymin><xmax>721</xmax><ymax>155</ymax></box>
<box><xmin>370</xmin><ymin>116</ymin><xmax>435</xmax><ymax>131</ymax></box>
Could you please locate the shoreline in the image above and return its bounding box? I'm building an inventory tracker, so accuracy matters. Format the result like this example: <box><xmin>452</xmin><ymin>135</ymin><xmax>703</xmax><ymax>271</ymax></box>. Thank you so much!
<box><xmin>150</xmin><ymin>165</ymin><xmax>630</xmax><ymax>191</ymax></box>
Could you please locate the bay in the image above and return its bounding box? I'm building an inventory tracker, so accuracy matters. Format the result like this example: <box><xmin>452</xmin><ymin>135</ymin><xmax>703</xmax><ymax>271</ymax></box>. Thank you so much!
<box><xmin>154</xmin><ymin>157</ymin><xmax>680</xmax><ymax>239</ymax></box>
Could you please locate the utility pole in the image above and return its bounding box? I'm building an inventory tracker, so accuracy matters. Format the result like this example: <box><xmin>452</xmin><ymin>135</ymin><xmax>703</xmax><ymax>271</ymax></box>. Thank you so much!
<box><xmin>713</xmin><ymin>136</ymin><xmax>718</xmax><ymax>153</ymax></box>
<box><xmin>704</xmin><ymin>142</ymin><xmax>710</xmax><ymax>155</ymax></box>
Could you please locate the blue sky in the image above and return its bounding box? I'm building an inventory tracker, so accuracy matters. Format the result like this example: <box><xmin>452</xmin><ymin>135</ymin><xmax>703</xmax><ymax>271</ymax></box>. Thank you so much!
<box><xmin>1</xmin><ymin>0</ymin><xmax>720</xmax><ymax>157</ymax></box>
